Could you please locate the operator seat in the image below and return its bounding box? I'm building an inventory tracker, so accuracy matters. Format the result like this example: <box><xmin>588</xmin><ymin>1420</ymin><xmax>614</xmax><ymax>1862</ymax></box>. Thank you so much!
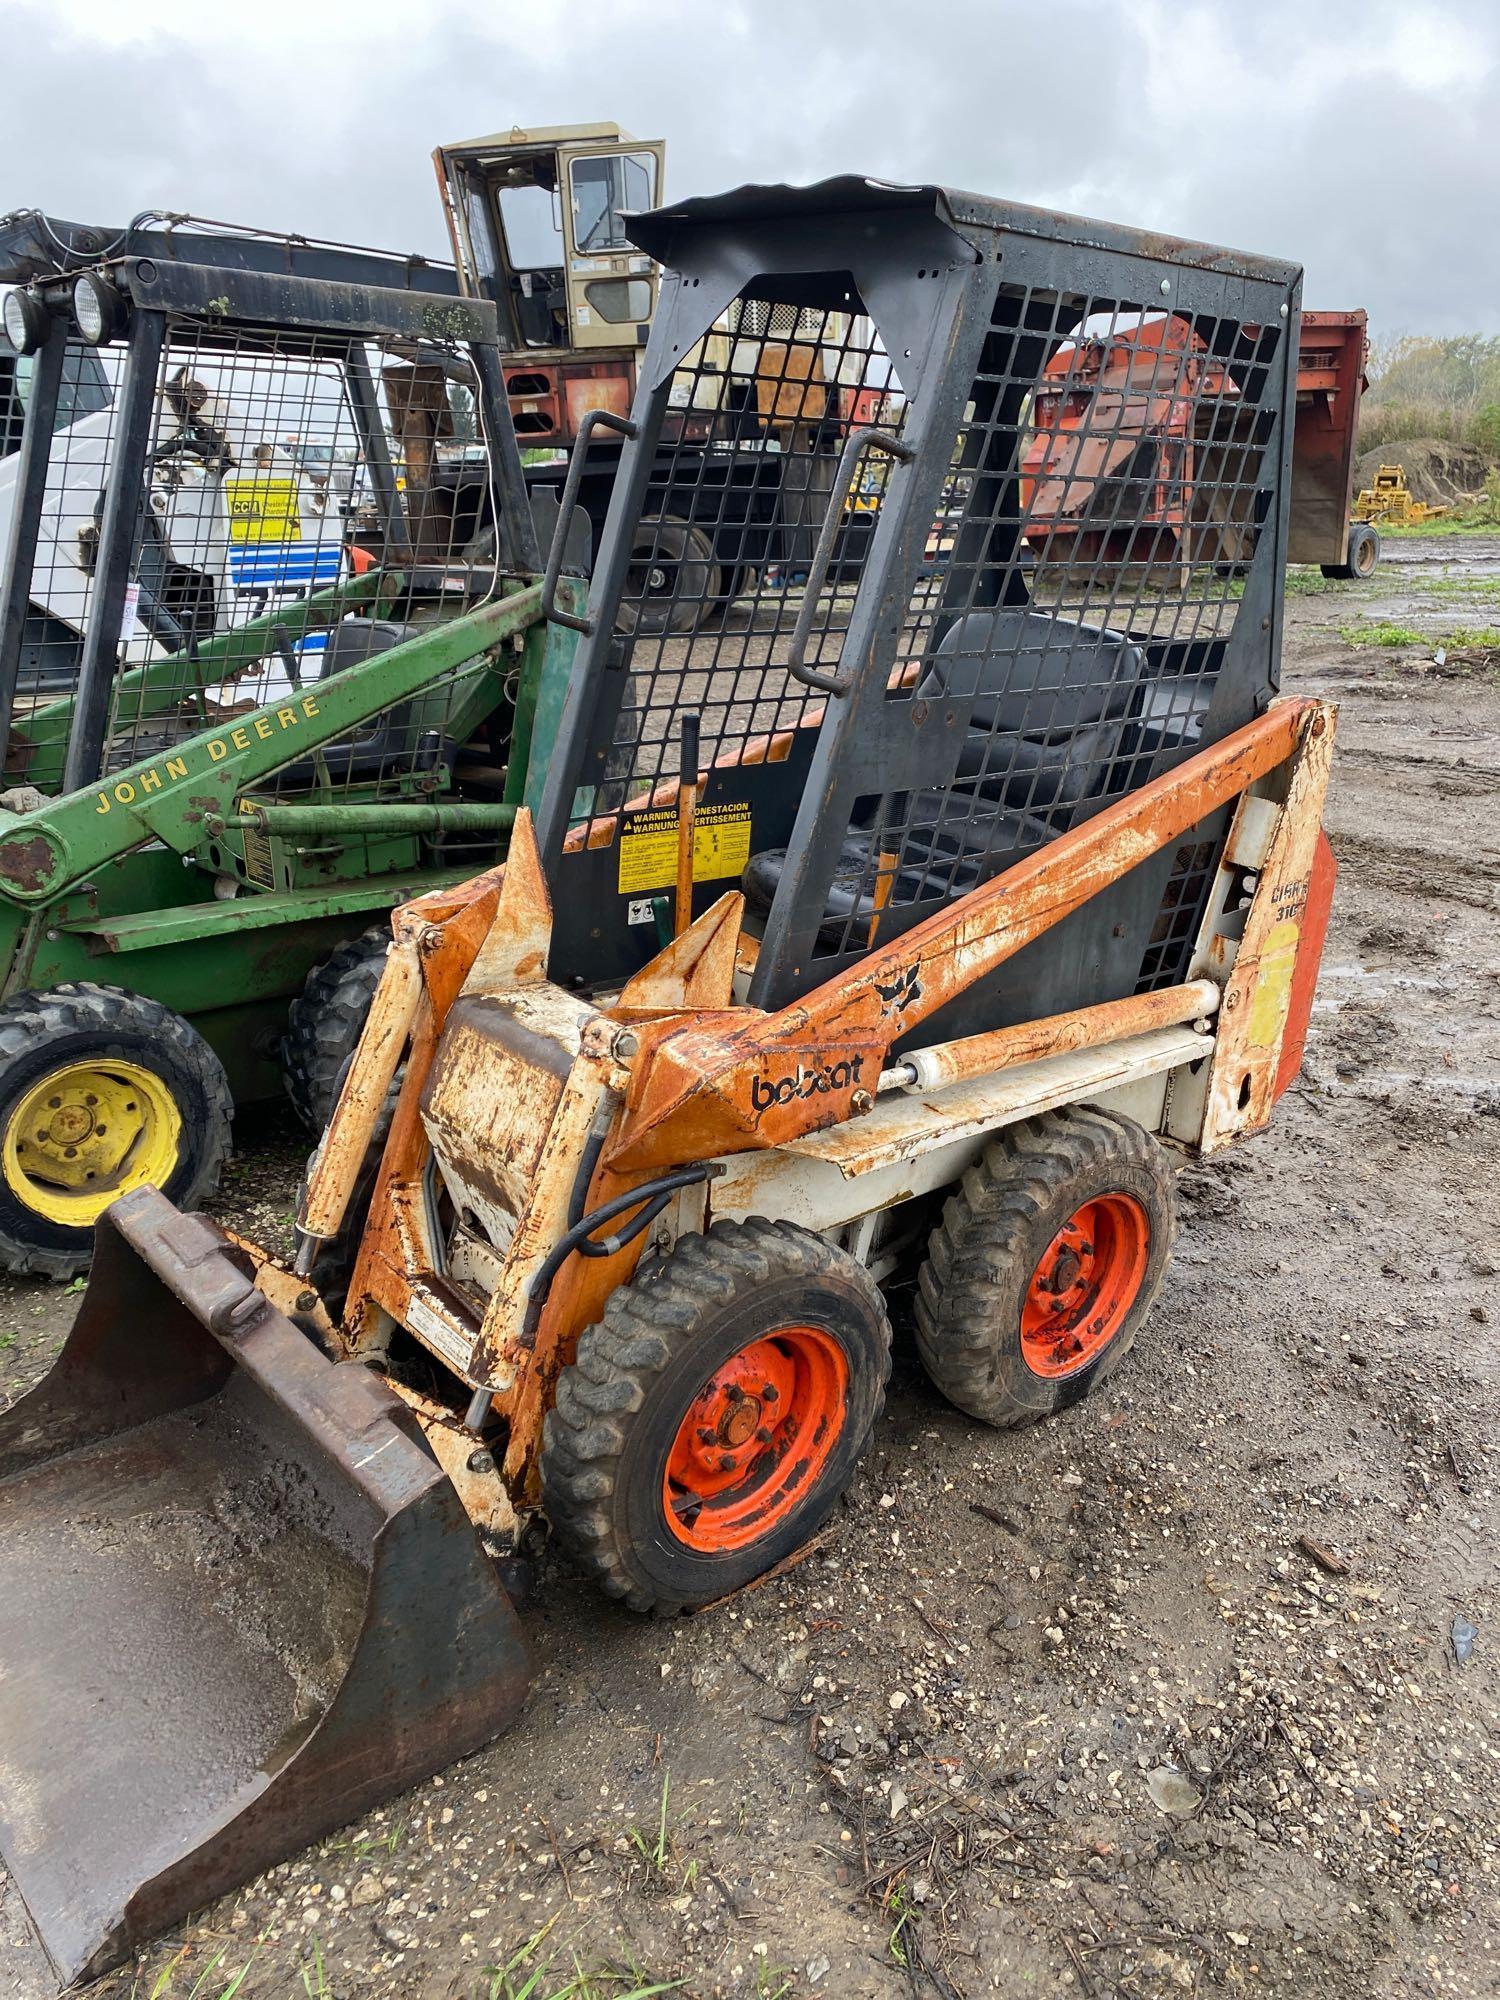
<box><xmin>742</xmin><ymin>607</ymin><xmax>1150</xmax><ymax>941</ymax></box>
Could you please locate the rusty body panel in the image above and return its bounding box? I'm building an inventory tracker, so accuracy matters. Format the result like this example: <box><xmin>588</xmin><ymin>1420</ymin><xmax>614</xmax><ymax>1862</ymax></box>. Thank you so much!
<box><xmin>1287</xmin><ymin>311</ymin><xmax>1369</xmax><ymax>568</ymax></box>
<box><xmin>783</xmin><ymin>1023</ymin><xmax>1210</xmax><ymax>1181</ymax></box>
<box><xmin>1199</xmin><ymin>705</ymin><xmax>1336</xmax><ymax>1148</ymax></box>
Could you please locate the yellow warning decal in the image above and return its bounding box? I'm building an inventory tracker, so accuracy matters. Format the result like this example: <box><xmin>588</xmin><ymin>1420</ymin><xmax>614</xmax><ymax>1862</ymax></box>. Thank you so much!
<box><xmin>617</xmin><ymin>801</ymin><xmax>752</xmax><ymax>895</ymax></box>
<box><xmin>224</xmin><ymin>475</ymin><xmax>303</xmax><ymax>544</ymax></box>
<box><xmin>1247</xmin><ymin>917</ymin><xmax>1300</xmax><ymax>1047</ymax></box>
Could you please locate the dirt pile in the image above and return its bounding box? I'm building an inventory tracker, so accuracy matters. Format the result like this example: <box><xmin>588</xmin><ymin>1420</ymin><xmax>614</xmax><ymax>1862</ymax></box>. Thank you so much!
<box><xmin>1353</xmin><ymin>437</ymin><xmax>1492</xmax><ymax>506</ymax></box>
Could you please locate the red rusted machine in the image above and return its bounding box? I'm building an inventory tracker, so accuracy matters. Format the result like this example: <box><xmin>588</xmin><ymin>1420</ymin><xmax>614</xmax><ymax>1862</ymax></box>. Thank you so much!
<box><xmin>1019</xmin><ymin>314</ymin><xmax>1244</xmax><ymax>576</ymax></box>
<box><xmin>1019</xmin><ymin>307</ymin><xmax>1375</xmax><ymax>581</ymax></box>
<box><xmin>1288</xmin><ymin>310</ymin><xmax>1377</xmax><ymax>577</ymax></box>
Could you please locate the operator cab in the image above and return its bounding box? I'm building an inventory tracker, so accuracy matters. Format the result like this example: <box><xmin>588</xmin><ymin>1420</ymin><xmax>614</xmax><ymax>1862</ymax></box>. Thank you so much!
<box><xmin>434</xmin><ymin>124</ymin><xmax>664</xmax><ymax>450</ymax></box>
<box><xmin>435</xmin><ymin>123</ymin><xmax>662</xmax><ymax>357</ymax></box>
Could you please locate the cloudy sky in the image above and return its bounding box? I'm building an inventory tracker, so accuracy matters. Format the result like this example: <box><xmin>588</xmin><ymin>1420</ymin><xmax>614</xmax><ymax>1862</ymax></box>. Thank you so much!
<box><xmin>3</xmin><ymin>0</ymin><xmax>1494</xmax><ymax>339</ymax></box>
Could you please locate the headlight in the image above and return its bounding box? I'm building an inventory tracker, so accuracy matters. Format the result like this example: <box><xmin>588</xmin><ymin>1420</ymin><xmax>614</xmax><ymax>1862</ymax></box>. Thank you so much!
<box><xmin>2</xmin><ymin>287</ymin><xmax>49</xmax><ymax>356</ymax></box>
<box><xmin>72</xmin><ymin>271</ymin><xmax>126</xmax><ymax>345</ymax></box>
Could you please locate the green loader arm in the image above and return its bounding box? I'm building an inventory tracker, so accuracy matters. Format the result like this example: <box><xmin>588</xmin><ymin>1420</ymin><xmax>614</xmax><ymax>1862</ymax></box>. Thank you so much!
<box><xmin>0</xmin><ymin>581</ymin><xmax>543</xmax><ymax>905</ymax></box>
<box><xmin>11</xmin><ymin>572</ymin><xmax>390</xmax><ymax>792</ymax></box>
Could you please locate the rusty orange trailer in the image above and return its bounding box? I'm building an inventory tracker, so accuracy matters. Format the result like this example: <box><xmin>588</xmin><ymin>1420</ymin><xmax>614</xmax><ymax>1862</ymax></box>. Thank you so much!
<box><xmin>1288</xmin><ymin>309</ymin><xmax>1376</xmax><ymax>577</ymax></box>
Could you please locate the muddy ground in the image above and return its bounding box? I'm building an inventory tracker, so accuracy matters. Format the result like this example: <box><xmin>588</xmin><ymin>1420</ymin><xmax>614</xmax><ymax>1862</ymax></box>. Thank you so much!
<box><xmin>2</xmin><ymin>536</ymin><xmax>1498</xmax><ymax>2000</ymax></box>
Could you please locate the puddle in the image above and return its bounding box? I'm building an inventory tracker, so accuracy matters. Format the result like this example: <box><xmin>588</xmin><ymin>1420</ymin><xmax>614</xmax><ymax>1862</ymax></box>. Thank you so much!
<box><xmin>1352</xmin><ymin>1068</ymin><xmax>1500</xmax><ymax>1105</ymax></box>
<box><xmin>1317</xmin><ymin>962</ymin><xmax>1450</xmax><ymax>996</ymax></box>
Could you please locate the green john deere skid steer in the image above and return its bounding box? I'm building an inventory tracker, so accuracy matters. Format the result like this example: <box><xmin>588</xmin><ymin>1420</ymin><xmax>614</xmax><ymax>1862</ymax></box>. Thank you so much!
<box><xmin>0</xmin><ymin>210</ymin><xmax>584</xmax><ymax>1275</ymax></box>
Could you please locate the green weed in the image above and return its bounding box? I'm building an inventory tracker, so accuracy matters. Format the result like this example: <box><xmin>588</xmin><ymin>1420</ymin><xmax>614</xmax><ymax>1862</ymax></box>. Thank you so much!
<box><xmin>132</xmin><ymin>1939</ymin><xmax>262</xmax><ymax>1999</ymax></box>
<box><xmin>1420</xmin><ymin>575</ymin><xmax>1500</xmax><ymax>601</ymax></box>
<box><xmin>300</xmin><ymin>1938</ymin><xmax>331</xmax><ymax>1998</ymax></box>
<box><xmin>1379</xmin><ymin>515</ymin><xmax>1497</xmax><ymax>538</ymax></box>
<box><xmin>1283</xmin><ymin>567</ymin><xmax>1341</xmax><ymax>596</ymax></box>
<box><xmin>628</xmin><ymin>1772</ymin><xmax>674</xmax><ymax>1882</ymax></box>
<box><xmin>755</xmin><ymin>1959</ymin><xmax>795</xmax><ymax>1999</ymax></box>
<box><xmin>1339</xmin><ymin>622</ymin><xmax>1423</xmax><ymax>647</ymax></box>
<box><xmin>327</xmin><ymin>1815</ymin><xmax>406</xmax><ymax>1860</ymax></box>
<box><xmin>1339</xmin><ymin>620</ymin><xmax>1500</xmax><ymax>652</ymax></box>
<box><xmin>484</xmin><ymin>1919</ymin><xmax>682</xmax><ymax>2000</ymax></box>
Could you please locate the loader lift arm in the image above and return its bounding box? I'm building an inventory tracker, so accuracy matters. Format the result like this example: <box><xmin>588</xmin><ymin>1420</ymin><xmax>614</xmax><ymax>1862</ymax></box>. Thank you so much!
<box><xmin>604</xmin><ymin>698</ymin><xmax>1329</xmax><ymax>1171</ymax></box>
<box><xmin>0</xmin><ymin>580</ymin><xmax>543</xmax><ymax>904</ymax></box>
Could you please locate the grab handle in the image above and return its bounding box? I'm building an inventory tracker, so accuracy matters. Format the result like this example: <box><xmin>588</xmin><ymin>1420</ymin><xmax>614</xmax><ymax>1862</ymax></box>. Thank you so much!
<box><xmin>541</xmin><ymin>407</ymin><xmax>639</xmax><ymax>634</ymax></box>
<box><xmin>786</xmin><ymin>426</ymin><xmax>915</xmax><ymax>695</ymax></box>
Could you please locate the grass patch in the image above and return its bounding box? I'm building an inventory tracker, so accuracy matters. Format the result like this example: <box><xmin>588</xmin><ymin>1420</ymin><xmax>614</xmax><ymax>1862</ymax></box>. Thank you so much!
<box><xmin>885</xmin><ymin>1882</ymin><xmax>916</xmax><ymax>1968</ymax></box>
<box><xmin>1339</xmin><ymin>621</ymin><xmax>1423</xmax><ymax>647</ymax></box>
<box><xmin>132</xmin><ymin>1941</ymin><xmax>263</xmax><ymax>1998</ymax></box>
<box><xmin>755</xmin><ymin>1961</ymin><xmax>795</xmax><ymax>1999</ymax></box>
<box><xmin>1339</xmin><ymin>620</ymin><xmax>1500</xmax><ymax>650</ymax></box>
<box><xmin>484</xmin><ymin>1918</ymin><xmax>682</xmax><ymax>2000</ymax></box>
<box><xmin>1284</xmin><ymin>566</ymin><xmax>1343</xmax><ymax>596</ymax></box>
<box><xmin>628</xmin><ymin>1772</ymin><xmax>677</xmax><ymax>1887</ymax></box>
<box><xmin>1420</xmin><ymin>574</ymin><xmax>1500</xmax><ymax>601</ymax></box>
<box><xmin>325</xmin><ymin>1814</ymin><xmax>406</xmax><ymax>1860</ymax></box>
<box><xmin>1379</xmin><ymin>514</ymin><xmax>1498</xmax><ymax>538</ymax></box>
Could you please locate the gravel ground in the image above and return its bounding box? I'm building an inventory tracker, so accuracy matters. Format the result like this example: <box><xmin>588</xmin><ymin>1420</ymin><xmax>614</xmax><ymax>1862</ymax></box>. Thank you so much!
<box><xmin>1</xmin><ymin>539</ymin><xmax>1498</xmax><ymax>2000</ymax></box>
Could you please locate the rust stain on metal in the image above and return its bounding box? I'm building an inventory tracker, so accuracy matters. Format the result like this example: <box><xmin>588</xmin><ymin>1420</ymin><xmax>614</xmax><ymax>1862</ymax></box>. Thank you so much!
<box><xmin>0</xmin><ymin>834</ymin><xmax>57</xmax><ymax>893</ymax></box>
<box><xmin>301</xmin><ymin>937</ymin><xmax>424</xmax><ymax>1243</ymax></box>
<box><xmin>887</xmin><ymin>978</ymin><xmax>1221</xmax><ymax>1094</ymax></box>
<box><xmin>1199</xmin><ymin>702</ymin><xmax>1337</xmax><ymax>1151</ymax></box>
<box><xmin>611</xmin><ymin>892</ymin><xmax>743</xmax><ymax>1017</ymax></box>
<box><xmin>463</xmin><ymin>811</ymin><xmax>552</xmax><ymax>992</ymax></box>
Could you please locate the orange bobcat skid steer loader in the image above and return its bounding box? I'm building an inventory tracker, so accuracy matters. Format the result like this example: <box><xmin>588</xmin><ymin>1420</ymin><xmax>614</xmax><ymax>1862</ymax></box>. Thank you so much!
<box><xmin>0</xmin><ymin>178</ymin><xmax>1334</xmax><ymax>1985</ymax></box>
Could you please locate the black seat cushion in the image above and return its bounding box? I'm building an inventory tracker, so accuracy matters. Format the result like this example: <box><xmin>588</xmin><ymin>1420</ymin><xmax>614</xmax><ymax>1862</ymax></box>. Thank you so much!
<box><xmin>743</xmin><ymin>791</ymin><xmax>1051</xmax><ymax>945</ymax></box>
<box><xmin>921</xmin><ymin>607</ymin><xmax>1146</xmax><ymax>814</ymax></box>
<box><xmin>745</xmin><ymin>611</ymin><xmax>1149</xmax><ymax>946</ymax></box>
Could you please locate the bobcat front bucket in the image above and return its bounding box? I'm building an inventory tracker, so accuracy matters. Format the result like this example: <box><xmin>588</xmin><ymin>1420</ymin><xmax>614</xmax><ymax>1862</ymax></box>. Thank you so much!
<box><xmin>0</xmin><ymin>1186</ymin><xmax>528</xmax><ymax>1988</ymax></box>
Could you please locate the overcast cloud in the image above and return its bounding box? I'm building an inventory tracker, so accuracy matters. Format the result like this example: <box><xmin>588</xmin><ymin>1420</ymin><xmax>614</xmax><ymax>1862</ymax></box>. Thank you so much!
<box><xmin>2</xmin><ymin>0</ymin><xmax>1493</xmax><ymax>338</ymax></box>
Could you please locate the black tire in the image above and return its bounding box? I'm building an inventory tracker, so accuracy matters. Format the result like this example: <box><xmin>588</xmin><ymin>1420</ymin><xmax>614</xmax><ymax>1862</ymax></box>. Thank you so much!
<box><xmin>542</xmin><ymin>1217</ymin><xmax>892</xmax><ymax>1613</ymax></box>
<box><xmin>0</xmin><ymin>984</ymin><xmax>232</xmax><ymax>1279</ymax></box>
<box><xmin>1321</xmin><ymin>521</ymin><xmax>1379</xmax><ymax>583</ymax></box>
<box><xmin>281</xmin><ymin>927</ymin><xmax>390</xmax><ymax>1132</ymax></box>
<box><xmin>616</xmin><ymin>516</ymin><xmax>721</xmax><ymax>636</ymax></box>
<box><xmin>914</xmin><ymin>1107</ymin><xmax>1175</xmax><ymax>1429</ymax></box>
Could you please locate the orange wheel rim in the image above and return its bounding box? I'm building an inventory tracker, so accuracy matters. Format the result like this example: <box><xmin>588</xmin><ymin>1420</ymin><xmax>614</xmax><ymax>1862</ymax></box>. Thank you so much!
<box><xmin>662</xmin><ymin>1326</ymin><xmax>848</xmax><ymax>1553</ymax></box>
<box><xmin>1020</xmin><ymin>1193</ymin><xmax>1150</xmax><ymax>1379</ymax></box>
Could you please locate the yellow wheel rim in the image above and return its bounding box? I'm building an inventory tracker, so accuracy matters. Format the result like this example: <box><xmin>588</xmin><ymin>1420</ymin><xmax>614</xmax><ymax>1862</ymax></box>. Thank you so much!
<box><xmin>2</xmin><ymin>1059</ymin><xmax>182</xmax><ymax>1230</ymax></box>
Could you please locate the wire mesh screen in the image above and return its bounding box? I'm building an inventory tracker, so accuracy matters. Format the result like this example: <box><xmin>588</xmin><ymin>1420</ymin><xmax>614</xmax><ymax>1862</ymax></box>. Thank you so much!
<box><xmin>564</xmin><ymin>284</ymin><xmax>905</xmax><ymax>847</ymax></box>
<box><xmin>784</xmin><ymin>292</ymin><xmax>1283</xmax><ymax>986</ymax></box>
<box><xmin>5</xmin><ymin>312</ymin><xmax>502</xmax><ymax>803</ymax></box>
<box><xmin>0</xmin><ymin>336</ymin><xmax>126</xmax><ymax>729</ymax></box>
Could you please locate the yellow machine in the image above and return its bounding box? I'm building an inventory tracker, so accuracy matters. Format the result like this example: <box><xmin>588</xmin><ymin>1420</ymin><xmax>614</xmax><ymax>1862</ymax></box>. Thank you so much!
<box><xmin>1353</xmin><ymin>463</ymin><xmax>1448</xmax><ymax>527</ymax></box>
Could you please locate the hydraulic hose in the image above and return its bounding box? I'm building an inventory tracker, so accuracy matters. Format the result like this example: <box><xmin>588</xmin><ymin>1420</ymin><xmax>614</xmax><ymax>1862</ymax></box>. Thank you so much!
<box><xmin>463</xmin><ymin>1160</ymin><xmax>720</xmax><ymax>1434</ymax></box>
